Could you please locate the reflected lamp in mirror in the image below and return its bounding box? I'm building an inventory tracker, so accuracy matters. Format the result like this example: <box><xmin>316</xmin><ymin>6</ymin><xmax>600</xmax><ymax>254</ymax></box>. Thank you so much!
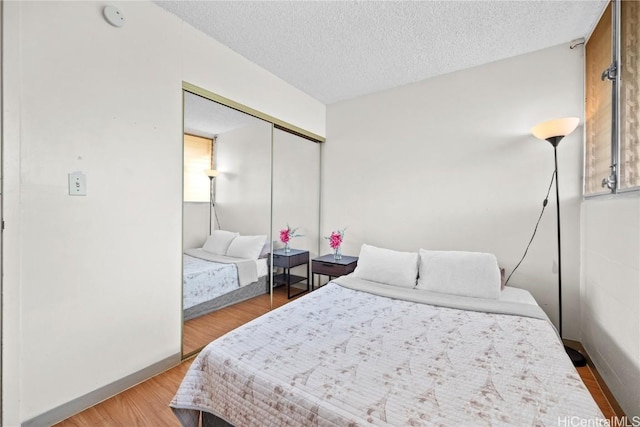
<box><xmin>204</xmin><ymin>169</ymin><xmax>219</xmax><ymax>234</ymax></box>
<box><xmin>531</xmin><ymin>117</ymin><xmax>579</xmax><ymax>147</ymax></box>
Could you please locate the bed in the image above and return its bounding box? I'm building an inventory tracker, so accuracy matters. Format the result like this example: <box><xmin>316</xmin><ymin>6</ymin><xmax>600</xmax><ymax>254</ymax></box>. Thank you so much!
<box><xmin>171</xmin><ymin>246</ymin><xmax>605</xmax><ymax>426</ymax></box>
<box><xmin>183</xmin><ymin>250</ymin><xmax>269</xmax><ymax>321</ymax></box>
<box><xmin>183</xmin><ymin>231</ymin><xmax>270</xmax><ymax>321</ymax></box>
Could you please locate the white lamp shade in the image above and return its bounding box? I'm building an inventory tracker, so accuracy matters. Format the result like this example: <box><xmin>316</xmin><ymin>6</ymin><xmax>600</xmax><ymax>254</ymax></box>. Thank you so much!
<box><xmin>204</xmin><ymin>169</ymin><xmax>218</xmax><ymax>178</ymax></box>
<box><xmin>531</xmin><ymin>117</ymin><xmax>580</xmax><ymax>140</ymax></box>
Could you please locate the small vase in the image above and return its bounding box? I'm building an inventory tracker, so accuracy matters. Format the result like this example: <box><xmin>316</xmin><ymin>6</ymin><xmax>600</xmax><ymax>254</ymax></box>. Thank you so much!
<box><xmin>284</xmin><ymin>242</ymin><xmax>291</xmax><ymax>253</ymax></box>
<box><xmin>333</xmin><ymin>246</ymin><xmax>342</xmax><ymax>260</ymax></box>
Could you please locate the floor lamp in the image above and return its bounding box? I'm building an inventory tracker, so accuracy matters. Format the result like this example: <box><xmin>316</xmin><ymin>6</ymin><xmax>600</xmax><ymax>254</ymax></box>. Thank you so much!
<box><xmin>205</xmin><ymin>169</ymin><xmax>218</xmax><ymax>235</ymax></box>
<box><xmin>531</xmin><ymin>117</ymin><xmax>586</xmax><ymax>367</ymax></box>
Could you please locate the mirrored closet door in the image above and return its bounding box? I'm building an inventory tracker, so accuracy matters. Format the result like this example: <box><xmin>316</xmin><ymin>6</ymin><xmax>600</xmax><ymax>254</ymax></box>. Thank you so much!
<box><xmin>182</xmin><ymin>89</ymin><xmax>272</xmax><ymax>358</ymax></box>
<box><xmin>180</xmin><ymin>83</ymin><xmax>324</xmax><ymax>359</ymax></box>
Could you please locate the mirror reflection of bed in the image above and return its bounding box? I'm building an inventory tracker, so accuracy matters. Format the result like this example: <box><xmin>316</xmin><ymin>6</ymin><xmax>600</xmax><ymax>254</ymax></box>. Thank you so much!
<box><xmin>182</xmin><ymin>90</ymin><xmax>272</xmax><ymax>357</ymax></box>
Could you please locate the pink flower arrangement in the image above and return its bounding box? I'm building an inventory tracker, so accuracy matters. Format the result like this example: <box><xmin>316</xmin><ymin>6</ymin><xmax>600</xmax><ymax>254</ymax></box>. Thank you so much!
<box><xmin>279</xmin><ymin>229</ymin><xmax>291</xmax><ymax>244</ymax></box>
<box><xmin>328</xmin><ymin>231</ymin><xmax>342</xmax><ymax>249</ymax></box>
<box><xmin>326</xmin><ymin>228</ymin><xmax>346</xmax><ymax>249</ymax></box>
<box><xmin>279</xmin><ymin>225</ymin><xmax>301</xmax><ymax>244</ymax></box>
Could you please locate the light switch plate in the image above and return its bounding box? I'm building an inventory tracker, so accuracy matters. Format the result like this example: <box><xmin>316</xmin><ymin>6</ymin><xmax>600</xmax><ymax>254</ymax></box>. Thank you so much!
<box><xmin>69</xmin><ymin>172</ymin><xmax>87</xmax><ymax>196</ymax></box>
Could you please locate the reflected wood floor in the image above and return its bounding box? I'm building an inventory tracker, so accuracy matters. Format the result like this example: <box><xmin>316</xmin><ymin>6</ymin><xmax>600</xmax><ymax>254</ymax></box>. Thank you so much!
<box><xmin>57</xmin><ymin>286</ymin><xmax>620</xmax><ymax>426</ymax></box>
<box><xmin>183</xmin><ymin>287</ymin><xmax>274</xmax><ymax>356</ymax></box>
<box><xmin>183</xmin><ymin>284</ymin><xmax>310</xmax><ymax>356</ymax></box>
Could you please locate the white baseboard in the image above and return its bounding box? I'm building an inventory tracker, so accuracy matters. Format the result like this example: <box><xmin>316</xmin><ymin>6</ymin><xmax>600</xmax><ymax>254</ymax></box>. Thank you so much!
<box><xmin>22</xmin><ymin>352</ymin><xmax>182</xmax><ymax>427</ymax></box>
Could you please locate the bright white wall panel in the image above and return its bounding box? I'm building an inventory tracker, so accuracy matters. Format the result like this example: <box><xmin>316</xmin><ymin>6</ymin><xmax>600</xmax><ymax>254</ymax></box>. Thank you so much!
<box><xmin>2</xmin><ymin>1</ymin><xmax>325</xmax><ymax>424</ymax></box>
<box><xmin>323</xmin><ymin>44</ymin><xmax>584</xmax><ymax>338</ymax></box>
<box><xmin>581</xmin><ymin>195</ymin><xmax>640</xmax><ymax>417</ymax></box>
<box><xmin>15</xmin><ymin>1</ymin><xmax>183</xmax><ymax>421</ymax></box>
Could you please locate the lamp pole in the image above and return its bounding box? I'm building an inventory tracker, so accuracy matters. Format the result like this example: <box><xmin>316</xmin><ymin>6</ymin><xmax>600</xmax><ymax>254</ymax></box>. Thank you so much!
<box><xmin>208</xmin><ymin>175</ymin><xmax>214</xmax><ymax>235</ymax></box>
<box><xmin>531</xmin><ymin>117</ymin><xmax>584</xmax><ymax>367</ymax></box>
<box><xmin>545</xmin><ymin>135</ymin><xmax>585</xmax><ymax>367</ymax></box>
<box><xmin>550</xmin><ymin>139</ymin><xmax>562</xmax><ymax>337</ymax></box>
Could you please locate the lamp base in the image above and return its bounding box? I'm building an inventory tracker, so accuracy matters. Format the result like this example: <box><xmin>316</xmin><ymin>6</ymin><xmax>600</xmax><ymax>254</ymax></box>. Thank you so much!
<box><xmin>565</xmin><ymin>345</ymin><xmax>587</xmax><ymax>367</ymax></box>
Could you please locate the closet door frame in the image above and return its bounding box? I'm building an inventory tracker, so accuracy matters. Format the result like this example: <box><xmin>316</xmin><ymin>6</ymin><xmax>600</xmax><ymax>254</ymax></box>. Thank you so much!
<box><xmin>183</xmin><ymin>82</ymin><xmax>324</xmax><ymax>143</ymax></box>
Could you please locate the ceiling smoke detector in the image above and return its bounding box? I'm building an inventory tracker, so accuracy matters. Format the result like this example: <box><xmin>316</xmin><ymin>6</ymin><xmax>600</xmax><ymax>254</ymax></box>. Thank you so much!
<box><xmin>103</xmin><ymin>5</ymin><xmax>126</xmax><ymax>28</ymax></box>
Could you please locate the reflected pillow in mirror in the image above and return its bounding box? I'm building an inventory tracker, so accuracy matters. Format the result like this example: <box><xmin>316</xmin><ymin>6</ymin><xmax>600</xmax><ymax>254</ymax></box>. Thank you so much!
<box><xmin>202</xmin><ymin>230</ymin><xmax>239</xmax><ymax>255</ymax></box>
<box><xmin>353</xmin><ymin>244</ymin><xmax>419</xmax><ymax>288</ymax></box>
<box><xmin>226</xmin><ymin>235</ymin><xmax>268</xmax><ymax>260</ymax></box>
<box><xmin>259</xmin><ymin>241</ymin><xmax>272</xmax><ymax>259</ymax></box>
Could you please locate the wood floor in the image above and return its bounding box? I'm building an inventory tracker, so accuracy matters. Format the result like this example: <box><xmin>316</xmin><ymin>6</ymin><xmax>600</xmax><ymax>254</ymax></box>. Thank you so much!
<box><xmin>57</xmin><ymin>287</ymin><xmax>621</xmax><ymax>426</ymax></box>
<box><xmin>56</xmin><ymin>286</ymin><xmax>300</xmax><ymax>427</ymax></box>
<box><xmin>576</xmin><ymin>365</ymin><xmax>618</xmax><ymax>421</ymax></box>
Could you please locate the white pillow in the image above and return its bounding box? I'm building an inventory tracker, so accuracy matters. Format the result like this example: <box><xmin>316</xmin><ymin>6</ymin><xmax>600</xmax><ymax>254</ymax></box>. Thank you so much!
<box><xmin>258</xmin><ymin>241</ymin><xmax>272</xmax><ymax>259</ymax></box>
<box><xmin>416</xmin><ymin>249</ymin><xmax>501</xmax><ymax>299</ymax></box>
<box><xmin>202</xmin><ymin>230</ymin><xmax>239</xmax><ymax>255</ymax></box>
<box><xmin>226</xmin><ymin>235</ymin><xmax>267</xmax><ymax>260</ymax></box>
<box><xmin>353</xmin><ymin>244</ymin><xmax>419</xmax><ymax>288</ymax></box>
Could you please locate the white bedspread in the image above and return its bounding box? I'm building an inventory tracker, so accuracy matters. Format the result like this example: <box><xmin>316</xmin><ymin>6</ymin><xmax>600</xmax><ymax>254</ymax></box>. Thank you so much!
<box><xmin>183</xmin><ymin>255</ymin><xmax>240</xmax><ymax>311</ymax></box>
<box><xmin>171</xmin><ymin>279</ymin><xmax>604</xmax><ymax>426</ymax></box>
<box><xmin>184</xmin><ymin>248</ymin><xmax>258</xmax><ymax>287</ymax></box>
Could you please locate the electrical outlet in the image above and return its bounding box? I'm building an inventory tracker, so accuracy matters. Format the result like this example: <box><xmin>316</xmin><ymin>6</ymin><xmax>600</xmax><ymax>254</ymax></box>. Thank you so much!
<box><xmin>68</xmin><ymin>172</ymin><xmax>87</xmax><ymax>196</ymax></box>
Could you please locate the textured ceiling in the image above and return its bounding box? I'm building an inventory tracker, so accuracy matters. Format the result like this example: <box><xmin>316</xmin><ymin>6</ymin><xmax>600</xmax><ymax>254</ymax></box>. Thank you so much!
<box><xmin>184</xmin><ymin>91</ymin><xmax>263</xmax><ymax>138</ymax></box>
<box><xmin>158</xmin><ymin>0</ymin><xmax>607</xmax><ymax>105</ymax></box>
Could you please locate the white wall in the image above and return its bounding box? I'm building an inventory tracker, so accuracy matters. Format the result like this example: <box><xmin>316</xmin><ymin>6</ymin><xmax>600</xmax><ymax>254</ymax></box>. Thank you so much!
<box><xmin>183</xmin><ymin>203</ymin><xmax>209</xmax><ymax>250</ymax></box>
<box><xmin>1</xmin><ymin>1</ymin><xmax>325</xmax><ymax>424</ymax></box>
<box><xmin>323</xmin><ymin>43</ymin><xmax>584</xmax><ymax>337</ymax></box>
<box><xmin>581</xmin><ymin>195</ymin><xmax>640</xmax><ymax>416</ymax></box>
<box><xmin>215</xmin><ymin>123</ymin><xmax>272</xmax><ymax>237</ymax></box>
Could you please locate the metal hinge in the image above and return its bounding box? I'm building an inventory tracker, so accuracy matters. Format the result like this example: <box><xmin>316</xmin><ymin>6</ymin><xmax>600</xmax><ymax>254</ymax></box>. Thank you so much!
<box><xmin>601</xmin><ymin>61</ymin><xmax>617</xmax><ymax>81</ymax></box>
<box><xmin>602</xmin><ymin>164</ymin><xmax>617</xmax><ymax>190</ymax></box>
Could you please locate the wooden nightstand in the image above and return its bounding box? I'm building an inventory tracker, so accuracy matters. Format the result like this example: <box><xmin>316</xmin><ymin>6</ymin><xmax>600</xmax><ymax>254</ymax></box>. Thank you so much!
<box><xmin>272</xmin><ymin>249</ymin><xmax>310</xmax><ymax>299</ymax></box>
<box><xmin>311</xmin><ymin>254</ymin><xmax>358</xmax><ymax>290</ymax></box>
